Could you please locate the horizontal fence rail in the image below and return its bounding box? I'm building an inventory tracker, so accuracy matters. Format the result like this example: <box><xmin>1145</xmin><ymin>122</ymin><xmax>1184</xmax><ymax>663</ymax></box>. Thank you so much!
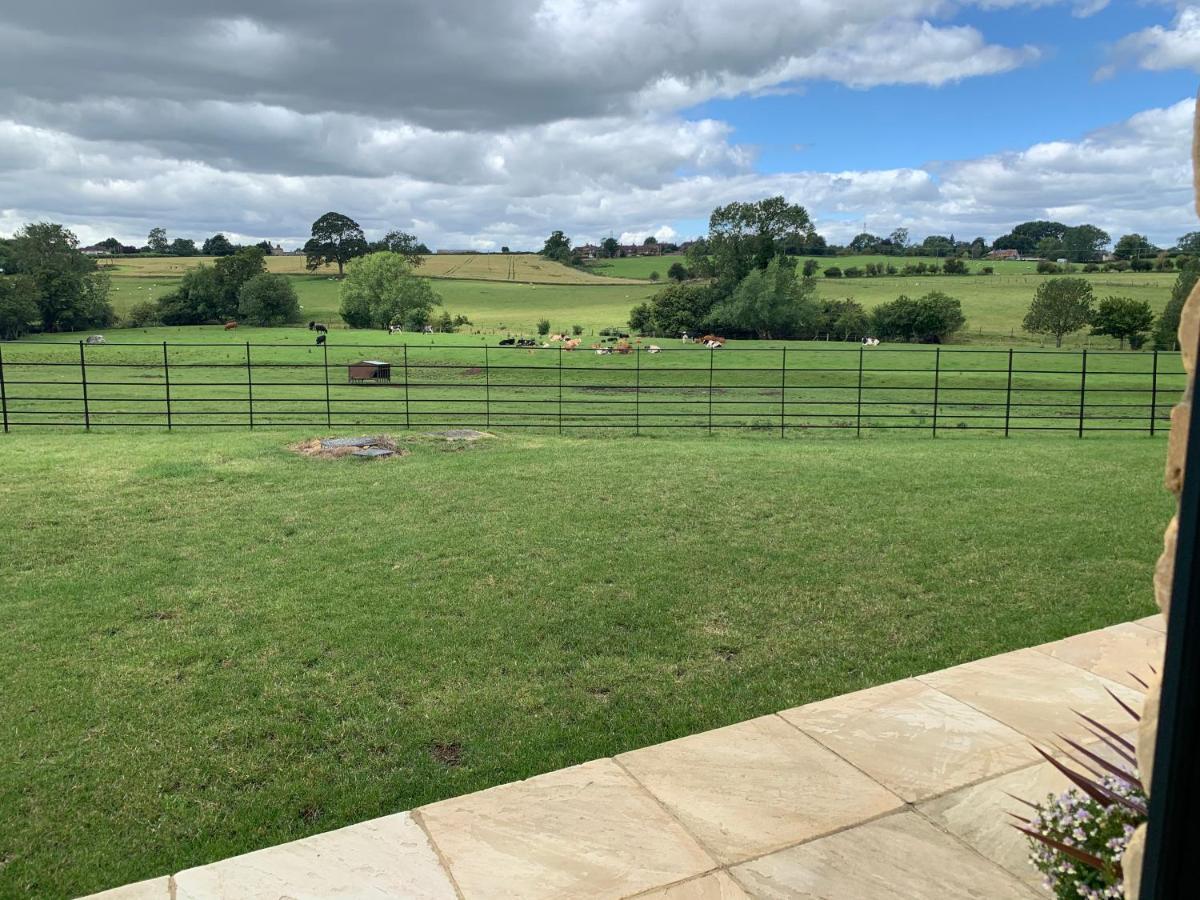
<box><xmin>0</xmin><ymin>340</ymin><xmax>1184</xmax><ymax>437</ymax></box>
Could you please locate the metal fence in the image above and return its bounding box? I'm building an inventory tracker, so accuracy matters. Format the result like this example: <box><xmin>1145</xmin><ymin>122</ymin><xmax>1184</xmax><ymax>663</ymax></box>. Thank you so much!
<box><xmin>0</xmin><ymin>340</ymin><xmax>1185</xmax><ymax>436</ymax></box>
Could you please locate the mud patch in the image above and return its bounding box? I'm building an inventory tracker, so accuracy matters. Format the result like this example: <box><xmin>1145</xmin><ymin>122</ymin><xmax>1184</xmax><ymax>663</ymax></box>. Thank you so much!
<box><xmin>430</xmin><ymin>741</ymin><xmax>464</xmax><ymax>767</ymax></box>
<box><xmin>289</xmin><ymin>435</ymin><xmax>407</xmax><ymax>460</ymax></box>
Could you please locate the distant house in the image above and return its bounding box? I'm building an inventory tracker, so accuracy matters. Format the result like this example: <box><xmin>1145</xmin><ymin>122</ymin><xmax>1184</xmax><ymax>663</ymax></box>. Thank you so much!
<box><xmin>81</xmin><ymin>244</ymin><xmax>108</xmax><ymax>256</ymax></box>
<box><xmin>619</xmin><ymin>243</ymin><xmax>662</xmax><ymax>257</ymax></box>
<box><xmin>986</xmin><ymin>248</ymin><xmax>1020</xmax><ymax>261</ymax></box>
<box><xmin>574</xmin><ymin>244</ymin><xmax>601</xmax><ymax>259</ymax></box>
<box><xmin>435</xmin><ymin>248</ymin><xmax>476</xmax><ymax>254</ymax></box>
<box><xmin>268</xmin><ymin>243</ymin><xmax>287</xmax><ymax>256</ymax></box>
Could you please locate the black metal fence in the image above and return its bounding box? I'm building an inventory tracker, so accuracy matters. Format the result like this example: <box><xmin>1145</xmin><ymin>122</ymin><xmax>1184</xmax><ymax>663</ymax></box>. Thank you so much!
<box><xmin>0</xmin><ymin>340</ymin><xmax>1185</xmax><ymax>436</ymax></box>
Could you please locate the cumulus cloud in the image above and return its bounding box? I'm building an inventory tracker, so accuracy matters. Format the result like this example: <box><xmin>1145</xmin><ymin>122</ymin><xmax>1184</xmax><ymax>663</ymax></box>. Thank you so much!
<box><xmin>1105</xmin><ymin>4</ymin><xmax>1200</xmax><ymax>75</ymax></box>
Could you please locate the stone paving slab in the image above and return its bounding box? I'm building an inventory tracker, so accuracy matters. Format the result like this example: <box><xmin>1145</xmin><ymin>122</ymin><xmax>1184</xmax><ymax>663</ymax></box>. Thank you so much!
<box><xmin>779</xmin><ymin>678</ymin><xmax>1038</xmax><ymax>802</ymax></box>
<box><xmin>79</xmin><ymin>878</ymin><xmax>171</xmax><ymax>900</ymax></box>
<box><xmin>616</xmin><ymin>714</ymin><xmax>903</xmax><ymax>864</ymax></box>
<box><xmin>916</xmin><ymin>647</ymin><xmax>1144</xmax><ymax>745</ymax></box>
<box><xmin>1034</xmin><ymin>622</ymin><xmax>1165</xmax><ymax>691</ymax></box>
<box><xmin>172</xmin><ymin>812</ymin><xmax>456</xmax><ymax>899</ymax></box>
<box><xmin>729</xmin><ymin>811</ymin><xmax>1037</xmax><ymax>899</ymax></box>
<box><xmin>416</xmin><ymin>758</ymin><xmax>716</xmax><ymax>900</ymax></box>
<box><xmin>632</xmin><ymin>871</ymin><xmax>750</xmax><ymax>899</ymax></box>
<box><xmin>1135</xmin><ymin>613</ymin><xmax>1166</xmax><ymax>632</ymax></box>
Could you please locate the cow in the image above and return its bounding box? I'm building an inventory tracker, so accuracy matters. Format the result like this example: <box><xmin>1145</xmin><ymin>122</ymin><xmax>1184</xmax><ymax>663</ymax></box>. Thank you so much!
<box><xmin>562</xmin><ymin>339</ymin><xmax>581</xmax><ymax>351</ymax></box>
<box><xmin>698</xmin><ymin>334</ymin><xmax>725</xmax><ymax>346</ymax></box>
<box><xmin>315</xmin><ymin>334</ymin><xmax>327</xmax><ymax>346</ymax></box>
<box><xmin>85</xmin><ymin>334</ymin><xmax>106</xmax><ymax>345</ymax></box>
<box><xmin>615</xmin><ymin>341</ymin><xmax>632</xmax><ymax>355</ymax></box>
<box><xmin>681</xmin><ymin>332</ymin><xmax>691</xmax><ymax>343</ymax></box>
<box><xmin>308</xmin><ymin>321</ymin><xmax>329</xmax><ymax>334</ymax></box>
<box><xmin>223</xmin><ymin>321</ymin><xmax>238</xmax><ymax>331</ymax></box>
<box><xmin>499</xmin><ymin>337</ymin><xmax>516</xmax><ymax>346</ymax></box>
<box><xmin>703</xmin><ymin>339</ymin><xmax>724</xmax><ymax>349</ymax></box>
<box><xmin>516</xmin><ymin>338</ymin><xmax>537</xmax><ymax>347</ymax></box>
<box><xmin>550</xmin><ymin>334</ymin><xmax>567</xmax><ymax>342</ymax></box>
<box><xmin>422</xmin><ymin>325</ymin><xmax>434</xmax><ymax>334</ymax></box>
<box><xmin>647</xmin><ymin>345</ymin><xmax>661</xmax><ymax>354</ymax></box>
<box><xmin>861</xmin><ymin>337</ymin><xmax>880</xmax><ymax>347</ymax></box>
<box><xmin>388</xmin><ymin>324</ymin><xmax>404</xmax><ymax>334</ymax></box>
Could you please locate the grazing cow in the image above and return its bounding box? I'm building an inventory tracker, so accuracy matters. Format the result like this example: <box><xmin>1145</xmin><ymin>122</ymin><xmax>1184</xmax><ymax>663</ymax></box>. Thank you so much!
<box><xmin>861</xmin><ymin>337</ymin><xmax>880</xmax><ymax>347</ymax></box>
<box><xmin>698</xmin><ymin>334</ymin><xmax>725</xmax><ymax>346</ymax></box>
<box><xmin>499</xmin><ymin>337</ymin><xmax>516</xmax><ymax>346</ymax></box>
<box><xmin>308</xmin><ymin>321</ymin><xmax>329</xmax><ymax>334</ymax></box>
<box><xmin>223</xmin><ymin>321</ymin><xmax>238</xmax><ymax>331</ymax></box>
<box><xmin>681</xmin><ymin>332</ymin><xmax>691</xmax><ymax>343</ymax></box>
<box><xmin>388</xmin><ymin>324</ymin><xmax>404</xmax><ymax>334</ymax></box>
<box><xmin>85</xmin><ymin>334</ymin><xmax>106</xmax><ymax>345</ymax></box>
<box><xmin>315</xmin><ymin>333</ymin><xmax>327</xmax><ymax>346</ymax></box>
<box><xmin>422</xmin><ymin>325</ymin><xmax>434</xmax><ymax>334</ymax></box>
<box><xmin>647</xmin><ymin>345</ymin><xmax>661</xmax><ymax>354</ymax></box>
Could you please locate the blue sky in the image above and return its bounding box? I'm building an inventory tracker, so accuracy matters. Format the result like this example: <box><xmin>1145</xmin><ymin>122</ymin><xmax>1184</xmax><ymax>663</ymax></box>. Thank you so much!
<box><xmin>0</xmin><ymin>1</ymin><xmax>1196</xmax><ymax>250</ymax></box>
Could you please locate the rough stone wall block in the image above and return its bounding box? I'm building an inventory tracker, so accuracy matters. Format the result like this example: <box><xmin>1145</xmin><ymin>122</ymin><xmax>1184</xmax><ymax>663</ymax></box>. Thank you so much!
<box><xmin>1125</xmin><ymin>89</ymin><xmax>1200</xmax><ymax>899</ymax></box>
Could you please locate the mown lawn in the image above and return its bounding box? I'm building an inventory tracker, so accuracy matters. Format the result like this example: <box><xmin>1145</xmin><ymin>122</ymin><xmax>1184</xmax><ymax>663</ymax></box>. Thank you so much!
<box><xmin>0</xmin><ymin>429</ymin><xmax>1171</xmax><ymax>897</ymax></box>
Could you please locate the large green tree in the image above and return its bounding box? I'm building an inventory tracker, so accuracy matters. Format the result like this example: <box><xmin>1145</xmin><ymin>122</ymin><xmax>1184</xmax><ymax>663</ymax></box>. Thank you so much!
<box><xmin>707</xmin><ymin>196</ymin><xmax>813</xmax><ymax>288</ymax></box>
<box><xmin>305</xmin><ymin>212</ymin><xmax>368</xmax><ymax>275</ymax></box>
<box><xmin>1061</xmin><ymin>224</ymin><xmax>1110</xmax><ymax>262</ymax></box>
<box><xmin>156</xmin><ymin>247</ymin><xmax>266</xmax><ymax>324</ymax></box>
<box><xmin>339</xmin><ymin>251</ymin><xmax>441</xmax><ymax>329</ymax></box>
<box><xmin>169</xmin><ymin>237</ymin><xmax>197</xmax><ymax>256</ymax></box>
<box><xmin>371</xmin><ymin>230</ymin><xmax>427</xmax><ymax>266</ymax></box>
<box><xmin>1113</xmin><ymin>233</ymin><xmax>1157</xmax><ymax>260</ymax></box>
<box><xmin>147</xmin><ymin>227</ymin><xmax>169</xmax><ymax>253</ymax></box>
<box><xmin>540</xmin><ymin>231</ymin><xmax>572</xmax><ymax>264</ymax></box>
<box><xmin>1089</xmin><ymin>296</ymin><xmax>1154</xmax><ymax>349</ymax></box>
<box><xmin>628</xmin><ymin>282</ymin><xmax>715</xmax><ymax>336</ymax></box>
<box><xmin>8</xmin><ymin>223</ymin><xmax>114</xmax><ymax>332</ymax></box>
<box><xmin>0</xmin><ymin>275</ymin><xmax>40</xmax><ymax>339</ymax></box>
<box><xmin>707</xmin><ymin>257</ymin><xmax>817</xmax><ymax>339</ymax></box>
<box><xmin>993</xmin><ymin>221</ymin><xmax>1067</xmax><ymax>256</ymax></box>
<box><xmin>238</xmin><ymin>274</ymin><xmax>301</xmax><ymax>326</ymax></box>
<box><xmin>871</xmin><ymin>291</ymin><xmax>966</xmax><ymax>342</ymax></box>
<box><xmin>1023</xmin><ymin>277</ymin><xmax>1093</xmax><ymax>347</ymax></box>
<box><xmin>1177</xmin><ymin>231</ymin><xmax>1200</xmax><ymax>255</ymax></box>
<box><xmin>202</xmin><ymin>233</ymin><xmax>236</xmax><ymax>256</ymax></box>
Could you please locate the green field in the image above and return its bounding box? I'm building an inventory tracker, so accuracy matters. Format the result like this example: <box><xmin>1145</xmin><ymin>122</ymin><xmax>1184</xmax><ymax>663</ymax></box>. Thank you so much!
<box><xmin>0</xmin><ymin>428</ymin><xmax>1170</xmax><ymax>897</ymax></box>
<box><xmin>587</xmin><ymin>254</ymin><xmax>1062</xmax><ymax>280</ymax></box>
<box><xmin>99</xmin><ymin>257</ymin><xmax>1177</xmax><ymax>348</ymax></box>
<box><xmin>0</xmin><ymin>327</ymin><xmax>1184</xmax><ymax>435</ymax></box>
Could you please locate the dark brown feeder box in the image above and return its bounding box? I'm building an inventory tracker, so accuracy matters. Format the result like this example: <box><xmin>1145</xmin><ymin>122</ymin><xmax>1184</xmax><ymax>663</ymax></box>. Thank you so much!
<box><xmin>348</xmin><ymin>360</ymin><xmax>392</xmax><ymax>384</ymax></box>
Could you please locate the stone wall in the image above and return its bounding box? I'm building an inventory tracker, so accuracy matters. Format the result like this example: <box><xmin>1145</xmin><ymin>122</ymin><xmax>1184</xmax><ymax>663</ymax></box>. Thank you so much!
<box><xmin>1123</xmin><ymin>90</ymin><xmax>1200</xmax><ymax>899</ymax></box>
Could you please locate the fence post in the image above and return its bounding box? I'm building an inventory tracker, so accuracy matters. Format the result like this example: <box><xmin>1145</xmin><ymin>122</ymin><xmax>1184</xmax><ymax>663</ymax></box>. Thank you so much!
<box><xmin>0</xmin><ymin>343</ymin><xmax>8</xmax><ymax>433</ymax></box>
<box><xmin>707</xmin><ymin>347</ymin><xmax>714</xmax><ymax>435</ymax></box>
<box><xmin>79</xmin><ymin>341</ymin><xmax>90</xmax><ymax>431</ymax></box>
<box><xmin>780</xmin><ymin>347</ymin><xmax>787</xmax><ymax>438</ymax></box>
<box><xmin>1004</xmin><ymin>348</ymin><xmax>1013</xmax><ymax>438</ymax></box>
<box><xmin>635</xmin><ymin>347</ymin><xmax>640</xmax><ymax>436</ymax></box>
<box><xmin>856</xmin><ymin>345</ymin><xmax>864</xmax><ymax>437</ymax></box>
<box><xmin>162</xmin><ymin>341</ymin><xmax>172</xmax><ymax>431</ymax></box>
<box><xmin>322</xmin><ymin>340</ymin><xmax>331</xmax><ymax>428</ymax></box>
<box><xmin>484</xmin><ymin>345</ymin><xmax>491</xmax><ymax>429</ymax></box>
<box><xmin>403</xmin><ymin>344</ymin><xmax>410</xmax><ymax>428</ymax></box>
<box><xmin>1078</xmin><ymin>348</ymin><xmax>1088</xmax><ymax>439</ymax></box>
<box><xmin>558</xmin><ymin>345</ymin><xmax>563</xmax><ymax>436</ymax></box>
<box><xmin>932</xmin><ymin>347</ymin><xmax>941</xmax><ymax>437</ymax></box>
<box><xmin>245</xmin><ymin>341</ymin><xmax>254</xmax><ymax>430</ymax></box>
<box><xmin>1151</xmin><ymin>349</ymin><xmax>1159</xmax><ymax>437</ymax></box>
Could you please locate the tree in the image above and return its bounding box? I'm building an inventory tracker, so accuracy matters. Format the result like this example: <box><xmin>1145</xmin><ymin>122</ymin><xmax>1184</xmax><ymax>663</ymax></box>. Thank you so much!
<box><xmin>942</xmin><ymin>257</ymin><xmax>968</xmax><ymax>275</ymax></box>
<box><xmin>372</xmin><ymin>230</ymin><xmax>426</xmax><ymax>267</ymax></box>
<box><xmin>501</xmin><ymin>246</ymin><xmax>510</xmax><ymax>254</ymax></box>
<box><xmin>1089</xmin><ymin>296</ymin><xmax>1154</xmax><ymax>349</ymax></box>
<box><xmin>9</xmin><ymin>223</ymin><xmax>114</xmax><ymax>332</ymax></box>
<box><xmin>871</xmin><ymin>292</ymin><xmax>965</xmax><ymax>342</ymax></box>
<box><xmin>601</xmin><ymin>237</ymin><xmax>619</xmax><ymax>259</ymax></box>
<box><xmin>993</xmin><ymin>221</ymin><xmax>1067</xmax><ymax>256</ymax></box>
<box><xmin>628</xmin><ymin>282</ymin><xmax>716</xmax><ymax>336</ymax></box>
<box><xmin>147</xmin><ymin>227</ymin><xmax>169</xmax><ymax>253</ymax></box>
<box><xmin>170</xmin><ymin>238</ymin><xmax>197</xmax><ymax>256</ymax></box>
<box><xmin>707</xmin><ymin>196</ymin><xmax>813</xmax><ymax>288</ymax></box>
<box><xmin>1061</xmin><ymin>225</ymin><xmax>1110</xmax><ymax>262</ymax></box>
<box><xmin>304</xmin><ymin>212</ymin><xmax>368</xmax><ymax>275</ymax></box>
<box><xmin>968</xmin><ymin>237</ymin><xmax>987</xmax><ymax>259</ymax></box>
<box><xmin>156</xmin><ymin>266</ymin><xmax>225</xmax><ymax>324</ymax></box>
<box><xmin>123</xmin><ymin>301</ymin><xmax>161</xmax><ymax>328</ymax></box>
<box><xmin>888</xmin><ymin>228</ymin><xmax>909</xmax><ymax>254</ymax></box>
<box><xmin>338</xmin><ymin>252</ymin><xmax>441</xmax><ymax>329</ymax></box>
<box><xmin>1113</xmin><ymin>233</ymin><xmax>1157</xmax><ymax>260</ymax></box>
<box><xmin>202</xmin><ymin>233</ymin><xmax>236</xmax><ymax>256</ymax></box>
<box><xmin>1177</xmin><ymin>232</ymin><xmax>1200</xmax><ymax>255</ymax></box>
<box><xmin>1023</xmin><ymin>277</ymin><xmax>1093</xmax><ymax>347</ymax></box>
<box><xmin>667</xmin><ymin>261</ymin><xmax>689</xmax><ymax>282</ymax></box>
<box><xmin>920</xmin><ymin>235</ymin><xmax>954</xmax><ymax>257</ymax></box>
<box><xmin>0</xmin><ymin>275</ymin><xmax>40</xmax><ymax>339</ymax></box>
<box><xmin>1154</xmin><ymin>261</ymin><xmax>1200</xmax><ymax>350</ymax></box>
<box><xmin>643</xmin><ymin>236</ymin><xmax>657</xmax><ymax>246</ymax></box>
<box><xmin>215</xmin><ymin>247</ymin><xmax>267</xmax><ymax>308</ymax></box>
<box><xmin>815</xmin><ymin>298</ymin><xmax>869</xmax><ymax>340</ymax></box>
<box><xmin>802</xmin><ymin>258</ymin><xmax>820</xmax><ymax>277</ymax></box>
<box><xmin>540</xmin><ymin>230</ymin><xmax>572</xmax><ymax>264</ymax></box>
<box><xmin>537</xmin><ymin>318</ymin><xmax>551</xmax><ymax>335</ymax></box>
<box><xmin>684</xmin><ymin>239</ymin><xmax>713</xmax><ymax>278</ymax></box>
<box><xmin>706</xmin><ymin>257</ymin><xmax>817</xmax><ymax>339</ymax></box>
<box><xmin>237</xmin><ymin>274</ymin><xmax>301</xmax><ymax>326</ymax></box>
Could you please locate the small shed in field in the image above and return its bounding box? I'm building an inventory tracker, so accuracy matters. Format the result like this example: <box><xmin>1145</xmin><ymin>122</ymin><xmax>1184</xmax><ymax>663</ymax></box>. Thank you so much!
<box><xmin>348</xmin><ymin>360</ymin><xmax>392</xmax><ymax>384</ymax></box>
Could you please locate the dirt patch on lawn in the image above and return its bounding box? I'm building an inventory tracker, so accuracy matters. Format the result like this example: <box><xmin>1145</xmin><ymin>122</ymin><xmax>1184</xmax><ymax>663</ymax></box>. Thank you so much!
<box><xmin>289</xmin><ymin>435</ymin><xmax>408</xmax><ymax>460</ymax></box>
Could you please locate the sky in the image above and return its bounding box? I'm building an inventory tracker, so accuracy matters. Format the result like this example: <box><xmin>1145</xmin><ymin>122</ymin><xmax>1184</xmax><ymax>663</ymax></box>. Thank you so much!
<box><xmin>0</xmin><ymin>0</ymin><xmax>1197</xmax><ymax>252</ymax></box>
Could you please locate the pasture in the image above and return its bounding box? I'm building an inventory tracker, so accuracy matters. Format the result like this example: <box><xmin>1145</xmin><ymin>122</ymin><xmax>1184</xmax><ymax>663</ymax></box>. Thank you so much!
<box><xmin>0</xmin><ymin>427</ymin><xmax>1170</xmax><ymax>897</ymax></box>
<box><xmin>587</xmin><ymin>253</ymin><xmax>1070</xmax><ymax>280</ymax></box>
<box><xmin>0</xmin><ymin>328</ymin><xmax>1184</xmax><ymax>436</ymax></box>
<box><xmin>98</xmin><ymin>257</ymin><xmax>1177</xmax><ymax>346</ymax></box>
<box><xmin>107</xmin><ymin>252</ymin><xmax>649</xmax><ymax>285</ymax></box>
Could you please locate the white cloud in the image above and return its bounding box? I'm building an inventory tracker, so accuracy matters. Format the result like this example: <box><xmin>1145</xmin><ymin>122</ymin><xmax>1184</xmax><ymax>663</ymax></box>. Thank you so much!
<box><xmin>1105</xmin><ymin>4</ymin><xmax>1200</xmax><ymax>75</ymax></box>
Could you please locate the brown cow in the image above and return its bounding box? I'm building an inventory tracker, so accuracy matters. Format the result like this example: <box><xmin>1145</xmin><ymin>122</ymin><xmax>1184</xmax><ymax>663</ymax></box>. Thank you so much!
<box><xmin>698</xmin><ymin>334</ymin><xmax>725</xmax><ymax>345</ymax></box>
<box><xmin>223</xmin><ymin>321</ymin><xmax>238</xmax><ymax>331</ymax></box>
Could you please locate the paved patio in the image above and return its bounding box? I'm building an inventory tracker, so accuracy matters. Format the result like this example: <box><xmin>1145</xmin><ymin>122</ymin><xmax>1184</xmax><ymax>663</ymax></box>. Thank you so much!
<box><xmin>85</xmin><ymin>615</ymin><xmax>1165</xmax><ymax>900</ymax></box>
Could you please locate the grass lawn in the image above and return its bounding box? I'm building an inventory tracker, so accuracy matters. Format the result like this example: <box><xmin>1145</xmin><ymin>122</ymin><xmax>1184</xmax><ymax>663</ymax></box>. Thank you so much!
<box><xmin>0</xmin><ymin>428</ymin><xmax>1172</xmax><ymax>897</ymax></box>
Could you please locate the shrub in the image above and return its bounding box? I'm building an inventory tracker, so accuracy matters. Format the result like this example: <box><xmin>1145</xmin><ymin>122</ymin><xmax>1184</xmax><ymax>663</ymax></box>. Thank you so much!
<box><xmin>571</xmin><ymin>324</ymin><xmax>584</xmax><ymax>335</ymax></box>
<box><xmin>536</xmin><ymin>318</ymin><xmax>551</xmax><ymax>335</ymax></box>
<box><xmin>802</xmin><ymin>259</ymin><xmax>819</xmax><ymax>277</ymax></box>
<box><xmin>980</xmin><ymin>266</ymin><xmax>994</xmax><ymax>275</ymax></box>
<box><xmin>124</xmin><ymin>301</ymin><xmax>161</xmax><ymax>328</ymax></box>
<box><xmin>824</xmin><ymin>266</ymin><xmax>842</xmax><ymax>278</ymax></box>
<box><xmin>1089</xmin><ymin>295</ymin><xmax>1154</xmax><ymax>349</ymax></box>
<box><xmin>886</xmin><ymin>264</ymin><xmax>898</xmax><ymax>275</ymax></box>
<box><xmin>1082</xmin><ymin>262</ymin><xmax>1100</xmax><ymax>273</ymax></box>
<box><xmin>667</xmin><ymin>262</ymin><xmax>689</xmax><ymax>282</ymax></box>
<box><xmin>237</xmin><ymin>273</ymin><xmax>301</xmax><ymax>326</ymax></box>
<box><xmin>1036</xmin><ymin>260</ymin><xmax>1060</xmax><ymax>274</ymax></box>
<box><xmin>843</xmin><ymin>267</ymin><xmax>862</xmax><ymax>278</ymax></box>
<box><xmin>1154</xmin><ymin>261</ymin><xmax>1200</xmax><ymax>349</ymax></box>
<box><xmin>870</xmin><ymin>291</ymin><xmax>966</xmax><ymax>343</ymax></box>
<box><xmin>0</xmin><ymin>275</ymin><xmax>40</xmax><ymax>340</ymax></box>
<box><xmin>942</xmin><ymin>257</ymin><xmax>968</xmax><ymax>275</ymax></box>
<box><xmin>1130</xmin><ymin>257</ymin><xmax>1153</xmax><ymax>272</ymax></box>
<box><xmin>649</xmin><ymin>270</ymin><xmax>660</xmax><ymax>282</ymax></box>
<box><xmin>1155</xmin><ymin>256</ymin><xmax>1175</xmax><ymax>272</ymax></box>
<box><xmin>339</xmin><ymin>252</ymin><xmax>440</xmax><ymax>329</ymax></box>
